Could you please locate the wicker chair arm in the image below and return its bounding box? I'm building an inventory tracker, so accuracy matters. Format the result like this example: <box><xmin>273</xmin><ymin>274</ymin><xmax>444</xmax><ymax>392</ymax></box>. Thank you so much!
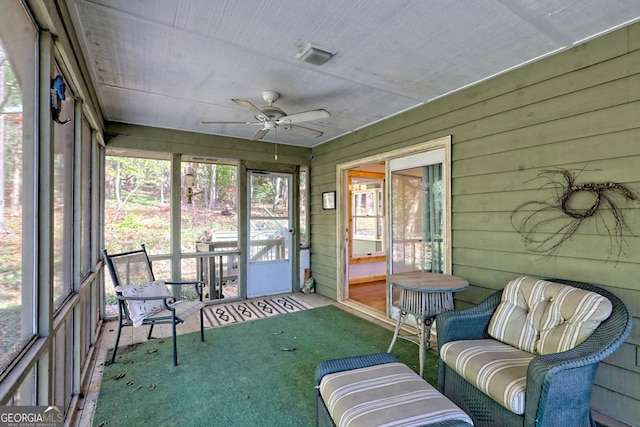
<box><xmin>524</xmin><ymin>296</ymin><xmax>632</xmax><ymax>426</ymax></box>
<box><xmin>524</xmin><ymin>345</ymin><xmax>608</xmax><ymax>427</ymax></box>
<box><xmin>436</xmin><ymin>291</ymin><xmax>502</xmax><ymax>346</ymax></box>
<box><xmin>526</xmin><ymin>277</ymin><xmax>633</xmax><ymax>389</ymax></box>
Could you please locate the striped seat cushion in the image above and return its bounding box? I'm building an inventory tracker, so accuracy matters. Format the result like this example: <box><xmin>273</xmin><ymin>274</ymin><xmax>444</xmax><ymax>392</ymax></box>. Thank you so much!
<box><xmin>440</xmin><ymin>339</ymin><xmax>535</xmax><ymax>415</ymax></box>
<box><xmin>319</xmin><ymin>362</ymin><xmax>473</xmax><ymax>427</ymax></box>
<box><xmin>488</xmin><ymin>276</ymin><xmax>612</xmax><ymax>354</ymax></box>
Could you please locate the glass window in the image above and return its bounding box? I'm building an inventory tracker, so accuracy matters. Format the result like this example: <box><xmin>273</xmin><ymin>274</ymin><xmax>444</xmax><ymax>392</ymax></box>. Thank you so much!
<box><xmin>53</xmin><ymin>320</ymin><xmax>72</xmax><ymax>411</ymax></box>
<box><xmin>52</xmin><ymin>68</ymin><xmax>75</xmax><ymax>310</ymax></box>
<box><xmin>352</xmin><ymin>187</ymin><xmax>383</xmax><ymax>240</ymax></box>
<box><xmin>183</xmin><ymin>158</ymin><xmax>238</xmax><ymax>300</ymax></box>
<box><xmin>181</xmin><ymin>160</ymin><xmax>238</xmax><ymax>252</ymax></box>
<box><xmin>0</xmin><ymin>1</ymin><xmax>37</xmax><ymax>376</ymax></box>
<box><xmin>390</xmin><ymin>150</ymin><xmax>445</xmax><ymax>274</ymax></box>
<box><xmin>104</xmin><ymin>154</ymin><xmax>172</xmax><ymax>314</ymax></box>
<box><xmin>80</xmin><ymin>118</ymin><xmax>92</xmax><ymax>278</ymax></box>
<box><xmin>5</xmin><ymin>366</ymin><xmax>36</xmax><ymax>406</ymax></box>
<box><xmin>104</xmin><ymin>155</ymin><xmax>172</xmax><ymax>255</ymax></box>
<box><xmin>349</xmin><ymin>171</ymin><xmax>385</xmax><ymax>261</ymax></box>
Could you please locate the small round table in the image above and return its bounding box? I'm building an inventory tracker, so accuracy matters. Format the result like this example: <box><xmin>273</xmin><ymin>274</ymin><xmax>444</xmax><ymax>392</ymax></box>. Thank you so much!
<box><xmin>387</xmin><ymin>271</ymin><xmax>468</xmax><ymax>377</ymax></box>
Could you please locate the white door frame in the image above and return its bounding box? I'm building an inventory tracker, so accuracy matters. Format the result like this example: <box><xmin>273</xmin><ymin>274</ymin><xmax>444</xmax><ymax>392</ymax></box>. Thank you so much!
<box><xmin>335</xmin><ymin>136</ymin><xmax>452</xmax><ymax>309</ymax></box>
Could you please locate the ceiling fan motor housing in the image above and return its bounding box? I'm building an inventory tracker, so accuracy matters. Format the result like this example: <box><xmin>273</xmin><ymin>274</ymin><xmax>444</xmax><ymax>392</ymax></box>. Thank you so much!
<box><xmin>258</xmin><ymin>106</ymin><xmax>286</xmax><ymax>121</ymax></box>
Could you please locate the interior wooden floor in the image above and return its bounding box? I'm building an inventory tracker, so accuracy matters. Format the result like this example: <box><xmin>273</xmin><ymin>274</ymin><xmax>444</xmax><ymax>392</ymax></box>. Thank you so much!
<box><xmin>349</xmin><ymin>279</ymin><xmax>398</xmax><ymax>313</ymax></box>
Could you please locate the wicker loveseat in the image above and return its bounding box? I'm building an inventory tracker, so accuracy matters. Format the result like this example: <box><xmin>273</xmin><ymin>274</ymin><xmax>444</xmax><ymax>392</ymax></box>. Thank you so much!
<box><xmin>436</xmin><ymin>276</ymin><xmax>632</xmax><ymax>427</ymax></box>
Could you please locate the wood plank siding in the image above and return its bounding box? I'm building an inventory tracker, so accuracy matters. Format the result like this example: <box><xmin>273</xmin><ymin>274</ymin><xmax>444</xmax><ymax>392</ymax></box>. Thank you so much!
<box><xmin>310</xmin><ymin>23</ymin><xmax>640</xmax><ymax>425</ymax></box>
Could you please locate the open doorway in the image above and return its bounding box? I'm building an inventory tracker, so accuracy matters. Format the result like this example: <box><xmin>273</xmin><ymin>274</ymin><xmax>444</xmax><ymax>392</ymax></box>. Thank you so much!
<box><xmin>347</xmin><ymin>163</ymin><xmax>387</xmax><ymax>313</ymax></box>
<box><xmin>336</xmin><ymin>136</ymin><xmax>452</xmax><ymax>322</ymax></box>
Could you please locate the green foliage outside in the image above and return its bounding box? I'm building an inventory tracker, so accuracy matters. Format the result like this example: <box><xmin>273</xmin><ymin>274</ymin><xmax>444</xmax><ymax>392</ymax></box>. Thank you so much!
<box><xmin>104</xmin><ymin>157</ymin><xmax>241</xmax><ymax>254</ymax></box>
<box><xmin>104</xmin><ymin>157</ymin><xmax>258</xmax><ymax>308</ymax></box>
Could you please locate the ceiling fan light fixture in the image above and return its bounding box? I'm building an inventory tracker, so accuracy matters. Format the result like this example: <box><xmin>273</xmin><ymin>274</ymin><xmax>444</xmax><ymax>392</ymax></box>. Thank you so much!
<box><xmin>297</xmin><ymin>42</ymin><xmax>333</xmax><ymax>66</ymax></box>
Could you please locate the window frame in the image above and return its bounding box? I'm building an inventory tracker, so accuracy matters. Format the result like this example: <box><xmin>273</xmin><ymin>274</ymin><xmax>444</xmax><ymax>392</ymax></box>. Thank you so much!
<box><xmin>0</xmin><ymin>0</ymin><xmax>39</xmax><ymax>385</ymax></box>
<box><xmin>348</xmin><ymin>170</ymin><xmax>386</xmax><ymax>264</ymax></box>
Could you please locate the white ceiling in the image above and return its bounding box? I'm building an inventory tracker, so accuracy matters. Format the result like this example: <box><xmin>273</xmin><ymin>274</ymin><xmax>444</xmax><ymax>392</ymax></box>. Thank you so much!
<box><xmin>67</xmin><ymin>0</ymin><xmax>640</xmax><ymax>148</ymax></box>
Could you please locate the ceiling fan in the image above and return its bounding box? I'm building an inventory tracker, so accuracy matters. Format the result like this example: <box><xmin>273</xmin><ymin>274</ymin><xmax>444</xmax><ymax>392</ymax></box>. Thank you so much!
<box><xmin>202</xmin><ymin>90</ymin><xmax>330</xmax><ymax>141</ymax></box>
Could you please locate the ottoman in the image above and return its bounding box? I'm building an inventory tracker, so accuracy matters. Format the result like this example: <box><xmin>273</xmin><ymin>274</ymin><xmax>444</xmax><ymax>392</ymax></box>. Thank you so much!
<box><xmin>315</xmin><ymin>353</ymin><xmax>473</xmax><ymax>427</ymax></box>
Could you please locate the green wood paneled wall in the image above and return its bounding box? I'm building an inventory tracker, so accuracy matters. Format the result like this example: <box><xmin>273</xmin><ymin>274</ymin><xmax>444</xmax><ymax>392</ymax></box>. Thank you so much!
<box><xmin>310</xmin><ymin>23</ymin><xmax>640</xmax><ymax>425</ymax></box>
<box><xmin>105</xmin><ymin>123</ymin><xmax>312</xmax><ymax>165</ymax></box>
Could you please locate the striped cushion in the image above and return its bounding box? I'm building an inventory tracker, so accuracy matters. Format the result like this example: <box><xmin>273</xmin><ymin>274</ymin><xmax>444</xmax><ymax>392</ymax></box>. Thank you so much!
<box><xmin>319</xmin><ymin>362</ymin><xmax>473</xmax><ymax>427</ymax></box>
<box><xmin>440</xmin><ymin>339</ymin><xmax>534</xmax><ymax>414</ymax></box>
<box><xmin>488</xmin><ymin>276</ymin><xmax>612</xmax><ymax>354</ymax></box>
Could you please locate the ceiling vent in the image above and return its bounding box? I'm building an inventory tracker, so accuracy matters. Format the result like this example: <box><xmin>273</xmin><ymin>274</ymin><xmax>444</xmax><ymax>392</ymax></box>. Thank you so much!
<box><xmin>297</xmin><ymin>42</ymin><xmax>334</xmax><ymax>66</ymax></box>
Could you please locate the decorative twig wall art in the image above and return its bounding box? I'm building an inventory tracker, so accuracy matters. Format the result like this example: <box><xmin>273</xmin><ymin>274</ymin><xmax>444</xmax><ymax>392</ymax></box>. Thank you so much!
<box><xmin>510</xmin><ymin>168</ymin><xmax>639</xmax><ymax>261</ymax></box>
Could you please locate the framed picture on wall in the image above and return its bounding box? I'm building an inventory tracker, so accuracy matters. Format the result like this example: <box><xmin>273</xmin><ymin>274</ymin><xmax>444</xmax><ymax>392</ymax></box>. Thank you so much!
<box><xmin>322</xmin><ymin>191</ymin><xmax>336</xmax><ymax>210</ymax></box>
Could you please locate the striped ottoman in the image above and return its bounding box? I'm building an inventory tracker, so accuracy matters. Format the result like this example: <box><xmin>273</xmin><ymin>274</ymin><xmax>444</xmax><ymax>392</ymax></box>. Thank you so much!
<box><xmin>315</xmin><ymin>353</ymin><xmax>473</xmax><ymax>427</ymax></box>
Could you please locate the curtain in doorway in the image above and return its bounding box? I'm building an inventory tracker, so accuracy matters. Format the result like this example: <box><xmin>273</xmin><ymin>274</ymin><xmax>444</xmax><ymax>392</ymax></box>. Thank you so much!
<box><xmin>422</xmin><ymin>163</ymin><xmax>443</xmax><ymax>273</ymax></box>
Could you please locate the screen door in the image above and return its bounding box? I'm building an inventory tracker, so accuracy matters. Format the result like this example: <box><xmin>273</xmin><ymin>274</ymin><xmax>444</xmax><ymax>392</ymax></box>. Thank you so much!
<box><xmin>246</xmin><ymin>171</ymin><xmax>293</xmax><ymax>297</ymax></box>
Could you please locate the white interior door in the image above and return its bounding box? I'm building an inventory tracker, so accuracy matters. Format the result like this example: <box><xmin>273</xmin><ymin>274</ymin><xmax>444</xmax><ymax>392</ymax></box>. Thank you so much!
<box><xmin>247</xmin><ymin>171</ymin><xmax>293</xmax><ymax>298</ymax></box>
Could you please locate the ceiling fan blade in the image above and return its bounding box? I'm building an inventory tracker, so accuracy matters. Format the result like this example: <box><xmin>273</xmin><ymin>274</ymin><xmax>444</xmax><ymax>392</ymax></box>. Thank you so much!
<box><xmin>201</xmin><ymin>120</ymin><xmax>258</xmax><ymax>125</ymax></box>
<box><xmin>287</xmin><ymin>124</ymin><xmax>324</xmax><ymax>138</ymax></box>
<box><xmin>276</xmin><ymin>109</ymin><xmax>330</xmax><ymax>125</ymax></box>
<box><xmin>232</xmin><ymin>99</ymin><xmax>270</xmax><ymax>121</ymax></box>
<box><xmin>250</xmin><ymin>127</ymin><xmax>270</xmax><ymax>141</ymax></box>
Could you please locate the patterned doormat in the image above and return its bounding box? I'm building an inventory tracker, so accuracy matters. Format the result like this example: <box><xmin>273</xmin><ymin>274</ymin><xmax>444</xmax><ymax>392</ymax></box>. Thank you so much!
<box><xmin>203</xmin><ymin>295</ymin><xmax>312</xmax><ymax>328</ymax></box>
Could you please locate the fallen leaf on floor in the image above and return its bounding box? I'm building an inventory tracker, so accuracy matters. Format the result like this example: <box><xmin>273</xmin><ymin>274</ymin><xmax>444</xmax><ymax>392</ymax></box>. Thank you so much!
<box><xmin>112</xmin><ymin>372</ymin><xmax>125</xmax><ymax>380</ymax></box>
<box><xmin>271</xmin><ymin>331</ymin><xmax>284</xmax><ymax>335</ymax></box>
<box><xmin>126</xmin><ymin>380</ymin><xmax>135</xmax><ymax>386</ymax></box>
<box><xmin>97</xmin><ymin>421</ymin><xmax>107</xmax><ymax>426</ymax></box>
<box><xmin>123</xmin><ymin>359</ymin><xmax>134</xmax><ymax>364</ymax></box>
<box><xmin>147</xmin><ymin>384</ymin><xmax>156</xmax><ymax>390</ymax></box>
<box><xmin>147</xmin><ymin>348</ymin><xmax>158</xmax><ymax>354</ymax></box>
<box><xmin>279</xmin><ymin>348</ymin><xmax>296</xmax><ymax>351</ymax></box>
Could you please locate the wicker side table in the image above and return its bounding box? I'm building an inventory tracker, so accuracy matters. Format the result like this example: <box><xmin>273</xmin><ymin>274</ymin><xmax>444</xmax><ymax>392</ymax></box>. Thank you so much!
<box><xmin>387</xmin><ymin>271</ymin><xmax>468</xmax><ymax>376</ymax></box>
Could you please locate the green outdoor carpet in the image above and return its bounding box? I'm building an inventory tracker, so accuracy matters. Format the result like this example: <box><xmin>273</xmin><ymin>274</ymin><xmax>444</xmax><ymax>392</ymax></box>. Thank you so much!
<box><xmin>93</xmin><ymin>304</ymin><xmax>439</xmax><ymax>427</ymax></box>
